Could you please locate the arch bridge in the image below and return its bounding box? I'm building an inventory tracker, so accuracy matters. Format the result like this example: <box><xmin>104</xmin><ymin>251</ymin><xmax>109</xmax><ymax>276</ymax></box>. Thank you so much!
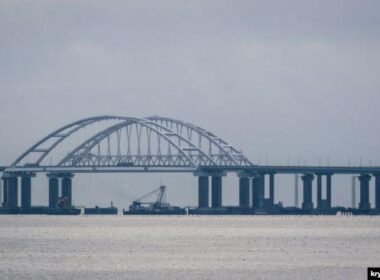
<box><xmin>7</xmin><ymin>115</ymin><xmax>253</xmax><ymax>173</ymax></box>
<box><xmin>1</xmin><ymin>115</ymin><xmax>380</xmax><ymax>213</ymax></box>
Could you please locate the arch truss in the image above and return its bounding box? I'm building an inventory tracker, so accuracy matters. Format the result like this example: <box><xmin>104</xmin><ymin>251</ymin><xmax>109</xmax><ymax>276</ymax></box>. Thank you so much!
<box><xmin>9</xmin><ymin>115</ymin><xmax>253</xmax><ymax>172</ymax></box>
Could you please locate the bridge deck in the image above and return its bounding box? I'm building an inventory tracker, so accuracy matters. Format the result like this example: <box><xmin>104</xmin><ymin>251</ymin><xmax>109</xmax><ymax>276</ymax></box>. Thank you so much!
<box><xmin>2</xmin><ymin>165</ymin><xmax>380</xmax><ymax>175</ymax></box>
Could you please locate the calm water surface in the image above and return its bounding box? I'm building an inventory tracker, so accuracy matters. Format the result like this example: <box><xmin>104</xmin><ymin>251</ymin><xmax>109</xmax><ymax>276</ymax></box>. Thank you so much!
<box><xmin>0</xmin><ymin>215</ymin><xmax>379</xmax><ymax>280</ymax></box>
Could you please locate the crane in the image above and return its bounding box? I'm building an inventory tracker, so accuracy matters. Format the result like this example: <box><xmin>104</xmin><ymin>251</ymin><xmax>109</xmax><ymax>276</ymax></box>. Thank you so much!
<box><xmin>131</xmin><ymin>185</ymin><xmax>170</xmax><ymax>209</ymax></box>
<box><xmin>124</xmin><ymin>184</ymin><xmax>186</xmax><ymax>215</ymax></box>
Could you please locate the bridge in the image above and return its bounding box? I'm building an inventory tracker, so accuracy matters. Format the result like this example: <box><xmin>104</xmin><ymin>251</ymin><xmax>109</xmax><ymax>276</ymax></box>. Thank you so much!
<box><xmin>1</xmin><ymin>115</ymin><xmax>380</xmax><ymax>213</ymax></box>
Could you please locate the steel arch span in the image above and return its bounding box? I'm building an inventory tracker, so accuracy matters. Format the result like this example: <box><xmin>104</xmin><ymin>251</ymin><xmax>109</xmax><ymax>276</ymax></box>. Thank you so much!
<box><xmin>8</xmin><ymin>115</ymin><xmax>253</xmax><ymax>173</ymax></box>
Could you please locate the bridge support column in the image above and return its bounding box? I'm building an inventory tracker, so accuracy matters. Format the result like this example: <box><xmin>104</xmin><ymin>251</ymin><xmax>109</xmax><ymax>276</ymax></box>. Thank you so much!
<box><xmin>269</xmin><ymin>173</ymin><xmax>275</xmax><ymax>206</ymax></box>
<box><xmin>317</xmin><ymin>174</ymin><xmax>322</xmax><ymax>209</ymax></box>
<box><xmin>258</xmin><ymin>174</ymin><xmax>265</xmax><ymax>209</ymax></box>
<box><xmin>198</xmin><ymin>176</ymin><xmax>209</xmax><ymax>208</ymax></box>
<box><xmin>302</xmin><ymin>174</ymin><xmax>314</xmax><ymax>210</ymax></box>
<box><xmin>251</xmin><ymin>176</ymin><xmax>259</xmax><ymax>209</ymax></box>
<box><xmin>211</xmin><ymin>176</ymin><xmax>222</xmax><ymax>208</ymax></box>
<box><xmin>359</xmin><ymin>174</ymin><xmax>371</xmax><ymax>210</ymax></box>
<box><xmin>62</xmin><ymin>175</ymin><xmax>73</xmax><ymax>207</ymax></box>
<box><xmin>239</xmin><ymin>177</ymin><xmax>250</xmax><ymax>208</ymax></box>
<box><xmin>21</xmin><ymin>175</ymin><xmax>31</xmax><ymax>209</ymax></box>
<box><xmin>2</xmin><ymin>176</ymin><xmax>8</xmax><ymax>207</ymax></box>
<box><xmin>48</xmin><ymin>175</ymin><xmax>59</xmax><ymax>209</ymax></box>
<box><xmin>326</xmin><ymin>174</ymin><xmax>332</xmax><ymax>208</ymax></box>
<box><xmin>7</xmin><ymin>176</ymin><xmax>18</xmax><ymax>208</ymax></box>
<box><xmin>375</xmin><ymin>174</ymin><xmax>380</xmax><ymax>211</ymax></box>
<box><xmin>252</xmin><ymin>175</ymin><xmax>264</xmax><ymax>209</ymax></box>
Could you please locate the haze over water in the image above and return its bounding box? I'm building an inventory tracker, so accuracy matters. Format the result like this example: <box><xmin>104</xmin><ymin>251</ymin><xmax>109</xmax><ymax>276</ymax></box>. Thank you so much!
<box><xmin>0</xmin><ymin>215</ymin><xmax>379</xmax><ymax>280</ymax></box>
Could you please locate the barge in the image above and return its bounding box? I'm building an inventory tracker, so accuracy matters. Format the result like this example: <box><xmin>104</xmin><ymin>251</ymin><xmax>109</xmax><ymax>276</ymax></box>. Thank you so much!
<box><xmin>84</xmin><ymin>204</ymin><xmax>118</xmax><ymax>215</ymax></box>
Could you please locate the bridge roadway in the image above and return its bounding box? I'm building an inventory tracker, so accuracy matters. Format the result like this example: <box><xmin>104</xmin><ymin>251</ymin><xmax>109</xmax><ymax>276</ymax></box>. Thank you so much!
<box><xmin>1</xmin><ymin>164</ymin><xmax>380</xmax><ymax>214</ymax></box>
<box><xmin>2</xmin><ymin>165</ymin><xmax>380</xmax><ymax>174</ymax></box>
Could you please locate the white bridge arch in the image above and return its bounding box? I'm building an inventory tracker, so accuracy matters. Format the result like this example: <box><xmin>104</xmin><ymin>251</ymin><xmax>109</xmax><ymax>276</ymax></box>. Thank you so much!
<box><xmin>8</xmin><ymin>115</ymin><xmax>253</xmax><ymax>173</ymax></box>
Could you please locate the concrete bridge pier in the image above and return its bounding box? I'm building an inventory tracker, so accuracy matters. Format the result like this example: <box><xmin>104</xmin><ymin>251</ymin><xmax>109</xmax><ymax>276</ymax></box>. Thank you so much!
<box><xmin>198</xmin><ymin>176</ymin><xmax>209</xmax><ymax>208</ymax></box>
<box><xmin>302</xmin><ymin>174</ymin><xmax>314</xmax><ymax>210</ymax></box>
<box><xmin>211</xmin><ymin>176</ymin><xmax>222</xmax><ymax>208</ymax></box>
<box><xmin>1</xmin><ymin>173</ymin><xmax>34</xmax><ymax>209</ymax></box>
<box><xmin>359</xmin><ymin>174</ymin><xmax>371</xmax><ymax>210</ymax></box>
<box><xmin>62</xmin><ymin>174</ymin><xmax>73</xmax><ymax>207</ymax></box>
<box><xmin>258</xmin><ymin>175</ymin><xmax>265</xmax><ymax>209</ymax></box>
<box><xmin>251</xmin><ymin>176</ymin><xmax>259</xmax><ymax>209</ymax></box>
<box><xmin>48</xmin><ymin>173</ymin><xmax>74</xmax><ymax>209</ymax></box>
<box><xmin>6</xmin><ymin>176</ymin><xmax>18</xmax><ymax>209</ymax></box>
<box><xmin>239</xmin><ymin>176</ymin><xmax>250</xmax><ymax>208</ymax></box>
<box><xmin>269</xmin><ymin>173</ymin><xmax>275</xmax><ymax>206</ymax></box>
<box><xmin>1</xmin><ymin>176</ymin><xmax>8</xmax><ymax>207</ymax></box>
<box><xmin>326</xmin><ymin>174</ymin><xmax>332</xmax><ymax>208</ymax></box>
<box><xmin>48</xmin><ymin>175</ymin><xmax>59</xmax><ymax>209</ymax></box>
<box><xmin>21</xmin><ymin>175</ymin><xmax>32</xmax><ymax>209</ymax></box>
<box><xmin>317</xmin><ymin>174</ymin><xmax>322</xmax><ymax>209</ymax></box>
<box><xmin>252</xmin><ymin>174</ymin><xmax>265</xmax><ymax>209</ymax></box>
<box><xmin>317</xmin><ymin>174</ymin><xmax>333</xmax><ymax>209</ymax></box>
<box><xmin>196</xmin><ymin>171</ymin><xmax>225</xmax><ymax>209</ymax></box>
<box><xmin>375</xmin><ymin>174</ymin><xmax>380</xmax><ymax>211</ymax></box>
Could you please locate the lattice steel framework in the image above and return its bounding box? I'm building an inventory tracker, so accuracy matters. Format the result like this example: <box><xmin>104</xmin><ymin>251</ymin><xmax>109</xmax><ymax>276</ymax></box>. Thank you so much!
<box><xmin>10</xmin><ymin>115</ymin><xmax>253</xmax><ymax>171</ymax></box>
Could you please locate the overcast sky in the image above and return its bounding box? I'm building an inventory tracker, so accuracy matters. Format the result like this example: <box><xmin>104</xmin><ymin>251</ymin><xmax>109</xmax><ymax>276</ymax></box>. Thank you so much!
<box><xmin>1</xmin><ymin>0</ymin><xmax>380</xmax><ymax>208</ymax></box>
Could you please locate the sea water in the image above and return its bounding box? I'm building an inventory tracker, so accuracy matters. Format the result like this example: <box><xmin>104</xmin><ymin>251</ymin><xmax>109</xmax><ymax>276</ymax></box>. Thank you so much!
<box><xmin>0</xmin><ymin>215</ymin><xmax>379</xmax><ymax>279</ymax></box>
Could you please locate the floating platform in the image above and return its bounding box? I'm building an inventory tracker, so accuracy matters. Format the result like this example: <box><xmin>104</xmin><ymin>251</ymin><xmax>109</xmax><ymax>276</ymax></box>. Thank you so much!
<box><xmin>46</xmin><ymin>208</ymin><xmax>81</xmax><ymax>215</ymax></box>
<box><xmin>188</xmin><ymin>207</ymin><xmax>253</xmax><ymax>215</ymax></box>
<box><xmin>338</xmin><ymin>208</ymin><xmax>380</xmax><ymax>216</ymax></box>
<box><xmin>84</xmin><ymin>206</ymin><xmax>118</xmax><ymax>215</ymax></box>
<box><xmin>123</xmin><ymin>206</ymin><xmax>185</xmax><ymax>215</ymax></box>
<box><xmin>0</xmin><ymin>207</ymin><xmax>81</xmax><ymax>215</ymax></box>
